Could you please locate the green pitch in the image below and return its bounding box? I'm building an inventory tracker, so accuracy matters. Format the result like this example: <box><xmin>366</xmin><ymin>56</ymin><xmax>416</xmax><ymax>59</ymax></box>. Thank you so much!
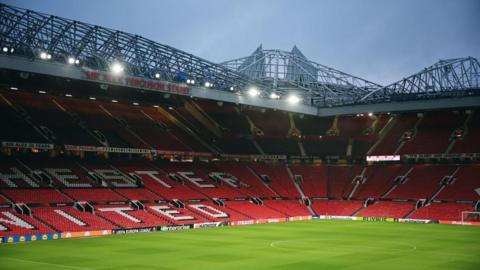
<box><xmin>1</xmin><ymin>220</ymin><xmax>479</xmax><ymax>270</ymax></box>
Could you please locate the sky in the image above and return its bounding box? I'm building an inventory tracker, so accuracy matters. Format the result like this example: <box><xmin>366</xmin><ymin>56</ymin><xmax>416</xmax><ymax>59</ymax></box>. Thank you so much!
<box><xmin>4</xmin><ymin>0</ymin><xmax>480</xmax><ymax>85</ymax></box>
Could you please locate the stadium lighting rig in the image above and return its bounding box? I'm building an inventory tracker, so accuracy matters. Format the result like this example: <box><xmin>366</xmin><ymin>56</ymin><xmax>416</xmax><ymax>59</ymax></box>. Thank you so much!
<box><xmin>248</xmin><ymin>87</ymin><xmax>260</xmax><ymax>97</ymax></box>
<box><xmin>39</xmin><ymin>51</ymin><xmax>52</xmax><ymax>60</ymax></box>
<box><xmin>204</xmin><ymin>81</ymin><xmax>212</xmax><ymax>88</ymax></box>
<box><xmin>2</xmin><ymin>46</ymin><xmax>14</xmax><ymax>53</ymax></box>
<box><xmin>67</xmin><ymin>57</ymin><xmax>80</xmax><ymax>65</ymax></box>
<box><xmin>110</xmin><ymin>62</ymin><xmax>124</xmax><ymax>75</ymax></box>
<box><xmin>269</xmin><ymin>92</ymin><xmax>280</xmax><ymax>99</ymax></box>
<box><xmin>155</xmin><ymin>73</ymin><xmax>161</xmax><ymax>79</ymax></box>
<box><xmin>286</xmin><ymin>94</ymin><xmax>301</xmax><ymax>104</ymax></box>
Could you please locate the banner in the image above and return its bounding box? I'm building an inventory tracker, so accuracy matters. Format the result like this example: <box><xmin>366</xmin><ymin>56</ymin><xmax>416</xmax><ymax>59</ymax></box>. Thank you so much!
<box><xmin>1</xmin><ymin>233</ymin><xmax>61</xmax><ymax>244</ymax></box>
<box><xmin>288</xmin><ymin>216</ymin><xmax>312</xmax><ymax>222</ymax></box>
<box><xmin>193</xmin><ymin>222</ymin><xmax>229</xmax><ymax>229</ymax></box>
<box><xmin>230</xmin><ymin>220</ymin><xmax>255</xmax><ymax>226</ymax></box>
<box><xmin>1</xmin><ymin>141</ymin><xmax>54</xmax><ymax>150</ymax></box>
<box><xmin>113</xmin><ymin>227</ymin><xmax>157</xmax><ymax>235</ymax></box>
<box><xmin>160</xmin><ymin>225</ymin><xmax>193</xmax><ymax>231</ymax></box>
<box><xmin>366</xmin><ymin>155</ymin><xmax>401</xmax><ymax>162</ymax></box>
<box><xmin>64</xmin><ymin>145</ymin><xmax>212</xmax><ymax>157</ymax></box>
<box><xmin>62</xmin><ymin>230</ymin><xmax>111</xmax><ymax>238</ymax></box>
<box><xmin>439</xmin><ymin>220</ymin><xmax>480</xmax><ymax>226</ymax></box>
<box><xmin>84</xmin><ymin>70</ymin><xmax>190</xmax><ymax>96</ymax></box>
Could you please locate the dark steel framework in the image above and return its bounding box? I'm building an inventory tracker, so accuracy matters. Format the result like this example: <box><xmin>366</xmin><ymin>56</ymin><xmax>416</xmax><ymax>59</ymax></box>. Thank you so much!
<box><xmin>1</xmin><ymin>3</ymin><xmax>479</xmax><ymax>108</ymax></box>
<box><xmin>361</xmin><ymin>57</ymin><xmax>480</xmax><ymax>103</ymax></box>
<box><xmin>0</xmin><ymin>3</ymin><xmax>258</xmax><ymax>92</ymax></box>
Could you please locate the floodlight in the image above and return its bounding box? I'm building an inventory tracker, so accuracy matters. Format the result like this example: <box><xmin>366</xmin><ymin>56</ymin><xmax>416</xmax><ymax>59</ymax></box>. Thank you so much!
<box><xmin>287</xmin><ymin>94</ymin><xmax>300</xmax><ymax>104</ymax></box>
<box><xmin>269</xmin><ymin>92</ymin><xmax>280</xmax><ymax>99</ymax></box>
<box><xmin>111</xmin><ymin>62</ymin><xmax>124</xmax><ymax>74</ymax></box>
<box><xmin>248</xmin><ymin>87</ymin><xmax>260</xmax><ymax>97</ymax></box>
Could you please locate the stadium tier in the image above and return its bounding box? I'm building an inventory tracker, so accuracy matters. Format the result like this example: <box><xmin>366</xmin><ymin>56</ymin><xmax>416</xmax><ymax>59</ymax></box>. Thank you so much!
<box><xmin>0</xmin><ymin>58</ymin><xmax>479</xmax><ymax>239</ymax></box>
<box><xmin>1</xmin><ymin>154</ymin><xmax>479</xmax><ymax>237</ymax></box>
<box><xmin>2</xmin><ymin>89</ymin><xmax>479</xmax><ymax>158</ymax></box>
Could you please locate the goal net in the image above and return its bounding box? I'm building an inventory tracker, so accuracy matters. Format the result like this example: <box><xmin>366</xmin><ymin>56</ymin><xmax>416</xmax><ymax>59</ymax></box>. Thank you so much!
<box><xmin>461</xmin><ymin>211</ymin><xmax>480</xmax><ymax>224</ymax></box>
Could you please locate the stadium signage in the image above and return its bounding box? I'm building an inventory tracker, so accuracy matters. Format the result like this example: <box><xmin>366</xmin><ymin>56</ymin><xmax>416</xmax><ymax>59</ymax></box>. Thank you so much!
<box><xmin>64</xmin><ymin>144</ymin><xmax>212</xmax><ymax>157</ymax></box>
<box><xmin>84</xmin><ymin>70</ymin><xmax>190</xmax><ymax>95</ymax></box>
<box><xmin>366</xmin><ymin>155</ymin><xmax>401</xmax><ymax>162</ymax></box>
<box><xmin>1</xmin><ymin>141</ymin><xmax>54</xmax><ymax>150</ymax></box>
<box><xmin>160</xmin><ymin>225</ymin><xmax>193</xmax><ymax>231</ymax></box>
<box><xmin>113</xmin><ymin>227</ymin><xmax>157</xmax><ymax>235</ymax></box>
<box><xmin>193</xmin><ymin>222</ymin><xmax>229</xmax><ymax>229</ymax></box>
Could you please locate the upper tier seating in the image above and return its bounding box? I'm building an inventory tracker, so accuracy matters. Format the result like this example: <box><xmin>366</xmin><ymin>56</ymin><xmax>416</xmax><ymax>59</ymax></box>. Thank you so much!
<box><xmin>401</xmin><ymin>112</ymin><xmax>465</xmax><ymax>154</ymax></box>
<box><xmin>57</xmin><ymin>97</ymin><xmax>146</xmax><ymax>148</ymax></box>
<box><xmin>0</xmin><ymin>90</ymin><xmax>48</xmax><ymax>143</ymax></box>
<box><xmin>373</xmin><ymin>113</ymin><xmax>418</xmax><ymax>154</ymax></box>
<box><xmin>245</xmin><ymin>109</ymin><xmax>290</xmax><ymax>137</ymax></box>
<box><xmin>4</xmin><ymin>91</ymin><xmax>100</xmax><ymax>146</ymax></box>
<box><xmin>196</xmin><ymin>100</ymin><xmax>251</xmax><ymax>136</ymax></box>
<box><xmin>451</xmin><ymin>110</ymin><xmax>480</xmax><ymax>153</ymax></box>
<box><xmin>101</xmin><ymin>102</ymin><xmax>190</xmax><ymax>151</ymax></box>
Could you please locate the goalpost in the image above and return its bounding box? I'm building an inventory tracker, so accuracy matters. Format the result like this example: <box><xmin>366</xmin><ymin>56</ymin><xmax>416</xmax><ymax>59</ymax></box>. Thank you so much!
<box><xmin>461</xmin><ymin>211</ymin><xmax>480</xmax><ymax>224</ymax></box>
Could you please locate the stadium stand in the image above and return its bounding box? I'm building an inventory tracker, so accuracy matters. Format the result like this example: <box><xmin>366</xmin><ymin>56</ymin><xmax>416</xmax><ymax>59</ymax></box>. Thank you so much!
<box><xmin>408</xmin><ymin>203</ymin><xmax>475</xmax><ymax>221</ymax></box>
<box><xmin>0</xmin><ymin>209</ymin><xmax>56</xmax><ymax>237</ymax></box>
<box><xmin>355</xmin><ymin>201</ymin><xmax>416</xmax><ymax>218</ymax></box>
<box><xmin>33</xmin><ymin>206</ymin><xmax>118</xmax><ymax>232</ymax></box>
<box><xmin>311</xmin><ymin>200</ymin><xmax>364</xmax><ymax>216</ymax></box>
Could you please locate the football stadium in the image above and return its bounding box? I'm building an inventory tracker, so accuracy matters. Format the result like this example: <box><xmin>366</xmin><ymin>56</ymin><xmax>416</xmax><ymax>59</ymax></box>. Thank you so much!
<box><xmin>0</xmin><ymin>1</ymin><xmax>479</xmax><ymax>269</ymax></box>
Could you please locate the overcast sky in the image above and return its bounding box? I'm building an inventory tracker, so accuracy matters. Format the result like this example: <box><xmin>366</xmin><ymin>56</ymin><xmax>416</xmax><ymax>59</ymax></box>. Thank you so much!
<box><xmin>4</xmin><ymin>0</ymin><xmax>480</xmax><ymax>85</ymax></box>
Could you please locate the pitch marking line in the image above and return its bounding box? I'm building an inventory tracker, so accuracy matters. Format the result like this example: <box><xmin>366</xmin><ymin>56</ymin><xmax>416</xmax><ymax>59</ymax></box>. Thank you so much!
<box><xmin>269</xmin><ymin>239</ymin><xmax>417</xmax><ymax>254</ymax></box>
<box><xmin>4</xmin><ymin>257</ymin><xmax>95</xmax><ymax>270</ymax></box>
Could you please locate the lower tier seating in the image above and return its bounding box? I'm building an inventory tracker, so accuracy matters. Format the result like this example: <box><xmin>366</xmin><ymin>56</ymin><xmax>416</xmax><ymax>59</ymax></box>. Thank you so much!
<box><xmin>0</xmin><ymin>210</ymin><xmax>55</xmax><ymax>237</ymax></box>
<box><xmin>408</xmin><ymin>203</ymin><xmax>474</xmax><ymax>221</ymax></box>
<box><xmin>33</xmin><ymin>207</ymin><xmax>118</xmax><ymax>232</ymax></box>
<box><xmin>311</xmin><ymin>200</ymin><xmax>364</xmax><ymax>216</ymax></box>
<box><xmin>355</xmin><ymin>201</ymin><xmax>415</xmax><ymax>218</ymax></box>
<box><xmin>225</xmin><ymin>201</ymin><xmax>287</xmax><ymax>219</ymax></box>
